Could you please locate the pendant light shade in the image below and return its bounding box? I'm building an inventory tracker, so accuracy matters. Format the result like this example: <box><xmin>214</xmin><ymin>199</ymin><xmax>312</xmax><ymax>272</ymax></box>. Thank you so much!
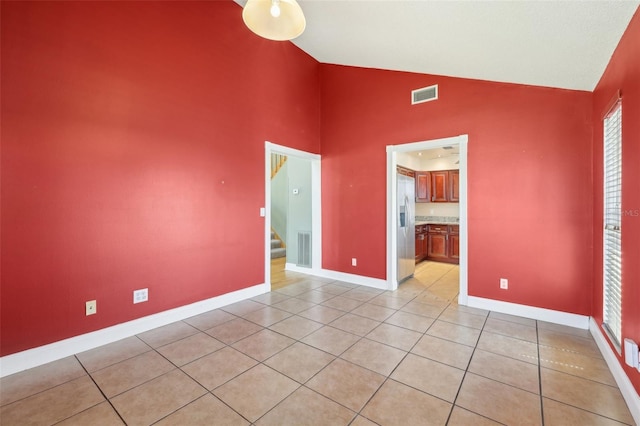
<box><xmin>242</xmin><ymin>0</ymin><xmax>306</xmax><ymax>41</ymax></box>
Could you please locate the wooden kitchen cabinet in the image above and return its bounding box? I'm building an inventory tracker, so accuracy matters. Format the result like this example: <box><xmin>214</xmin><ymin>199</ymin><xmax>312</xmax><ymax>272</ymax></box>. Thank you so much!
<box><xmin>430</xmin><ymin>171</ymin><xmax>449</xmax><ymax>202</ymax></box>
<box><xmin>415</xmin><ymin>225</ymin><xmax>424</xmax><ymax>261</ymax></box>
<box><xmin>449</xmin><ymin>225</ymin><xmax>460</xmax><ymax>260</ymax></box>
<box><xmin>415</xmin><ymin>172</ymin><xmax>430</xmax><ymax>202</ymax></box>
<box><xmin>430</xmin><ymin>170</ymin><xmax>459</xmax><ymax>202</ymax></box>
<box><xmin>427</xmin><ymin>233</ymin><xmax>448</xmax><ymax>259</ymax></box>
<box><xmin>397</xmin><ymin>166</ymin><xmax>415</xmax><ymax>177</ymax></box>
<box><xmin>413</xmin><ymin>169</ymin><xmax>459</xmax><ymax>203</ymax></box>
<box><xmin>448</xmin><ymin>170</ymin><xmax>459</xmax><ymax>202</ymax></box>
<box><xmin>425</xmin><ymin>224</ymin><xmax>459</xmax><ymax>264</ymax></box>
<box><xmin>426</xmin><ymin>224</ymin><xmax>448</xmax><ymax>260</ymax></box>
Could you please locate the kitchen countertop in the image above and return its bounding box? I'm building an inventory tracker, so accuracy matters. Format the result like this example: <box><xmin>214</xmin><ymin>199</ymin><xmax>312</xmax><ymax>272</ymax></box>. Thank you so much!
<box><xmin>416</xmin><ymin>221</ymin><xmax>458</xmax><ymax>226</ymax></box>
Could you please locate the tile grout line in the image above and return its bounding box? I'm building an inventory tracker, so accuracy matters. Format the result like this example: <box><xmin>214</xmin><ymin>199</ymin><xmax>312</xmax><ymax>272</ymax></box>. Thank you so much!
<box><xmin>443</xmin><ymin>303</ymin><xmax>489</xmax><ymax>425</ymax></box>
<box><xmin>336</xmin><ymin>286</ymin><xmax>435</xmax><ymax>423</ymax></box>
<box><xmin>537</xmin><ymin>320</ymin><xmax>546</xmax><ymax>425</ymax></box>
<box><xmin>73</xmin><ymin>354</ymin><xmax>128</xmax><ymax>425</ymax></box>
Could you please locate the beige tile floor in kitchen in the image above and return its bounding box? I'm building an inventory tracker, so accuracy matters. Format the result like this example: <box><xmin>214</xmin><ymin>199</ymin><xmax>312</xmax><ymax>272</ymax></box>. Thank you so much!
<box><xmin>0</xmin><ymin>261</ymin><xmax>635</xmax><ymax>425</ymax></box>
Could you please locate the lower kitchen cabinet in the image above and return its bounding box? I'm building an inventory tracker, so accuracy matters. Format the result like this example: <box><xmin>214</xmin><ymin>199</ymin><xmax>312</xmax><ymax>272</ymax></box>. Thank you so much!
<box><xmin>415</xmin><ymin>232</ymin><xmax>424</xmax><ymax>261</ymax></box>
<box><xmin>427</xmin><ymin>233</ymin><xmax>448</xmax><ymax>259</ymax></box>
<box><xmin>415</xmin><ymin>225</ymin><xmax>427</xmax><ymax>262</ymax></box>
<box><xmin>449</xmin><ymin>234</ymin><xmax>460</xmax><ymax>260</ymax></box>
<box><xmin>424</xmin><ymin>224</ymin><xmax>459</xmax><ymax>264</ymax></box>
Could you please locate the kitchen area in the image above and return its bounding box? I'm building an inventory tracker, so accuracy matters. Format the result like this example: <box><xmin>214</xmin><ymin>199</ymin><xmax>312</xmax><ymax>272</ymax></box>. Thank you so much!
<box><xmin>397</xmin><ymin>146</ymin><xmax>460</xmax><ymax>284</ymax></box>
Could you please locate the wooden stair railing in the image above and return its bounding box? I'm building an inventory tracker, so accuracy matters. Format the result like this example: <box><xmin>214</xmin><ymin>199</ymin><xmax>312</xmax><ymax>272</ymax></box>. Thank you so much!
<box><xmin>271</xmin><ymin>154</ymin><xmax>287</xmax><ymax>179</ymax></box>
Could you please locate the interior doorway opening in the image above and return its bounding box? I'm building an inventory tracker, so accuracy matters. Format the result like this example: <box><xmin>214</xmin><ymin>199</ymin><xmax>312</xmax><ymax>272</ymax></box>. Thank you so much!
<box><xmin>386</xmin><ymin>135</ymin><xmax>469</xmax><ymax>304</ymax></box>
<box><xmin>264</xmin><ymin>142</ymin><xmax>322</xmax><ymax>291</ymax></box>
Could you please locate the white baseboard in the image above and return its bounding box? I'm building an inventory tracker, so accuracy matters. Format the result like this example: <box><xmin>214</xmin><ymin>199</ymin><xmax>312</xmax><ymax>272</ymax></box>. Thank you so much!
<box><xmin>0</xmin><ymin>283</ymin><xmax>267</xmax><ymax>378</ymax></box>
<box><xmin>590</xmin><ymin>318</ymin><xmax>640</xmax><ymax>425</ymax></box>
<box><xmin>283</xmin><ymin>264</ymin><xmax>389</xmax><ymax>290</ymax></box>
<box><xmin>284</xmin><ymin>262</ymin><xmax>310</xmax><ymax>274</ymax></box>
<box><xmin>317</xmin><ymin>269</ymin><xmax>388</xmax><ymax>289</ymax></box>
<box><xmin>465</xmin><ymin>296</ymin><xmax>590</xmax><ymax>329</ymax></box>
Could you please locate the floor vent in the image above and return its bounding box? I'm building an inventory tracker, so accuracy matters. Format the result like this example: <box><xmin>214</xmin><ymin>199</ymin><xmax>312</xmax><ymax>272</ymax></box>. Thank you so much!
<box><xmin>411</xmin><ymin>84</ymin><xmax>438</xmax><ymax>105</ymax></box>
<box><xmin>297</xmin><ymin>231</ymin><xmax>311</xmax><ymax>267</ymax></box>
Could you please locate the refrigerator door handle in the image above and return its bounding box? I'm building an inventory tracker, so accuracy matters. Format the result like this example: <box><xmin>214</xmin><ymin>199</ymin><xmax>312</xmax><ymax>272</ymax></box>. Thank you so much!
<box><xmin>403</xmin><ymin>195</ymin><xmax>410</xmax><ymax>237</ymax></box>
<box><xmin>405</xmin><ymin>195</ymin><xmax>411</xmax><ymax>228</ymax></box>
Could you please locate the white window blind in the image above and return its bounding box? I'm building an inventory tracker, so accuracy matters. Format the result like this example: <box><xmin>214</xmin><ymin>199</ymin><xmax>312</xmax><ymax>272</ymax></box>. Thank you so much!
<box><xmin>603</xmin><ymin>100</ymin><xmax>622</xmax><ymax>347</ymax></box>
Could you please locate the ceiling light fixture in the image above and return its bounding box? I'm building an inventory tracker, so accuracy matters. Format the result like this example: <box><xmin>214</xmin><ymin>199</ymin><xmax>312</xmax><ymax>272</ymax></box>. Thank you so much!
<box><xmin>242</xmin><ymin>0</ymin><xmax>306</xmax><ymax>41</ymax></box>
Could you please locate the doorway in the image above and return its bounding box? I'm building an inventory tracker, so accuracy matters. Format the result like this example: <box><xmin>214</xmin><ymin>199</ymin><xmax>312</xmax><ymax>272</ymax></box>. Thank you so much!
<box><xmin>386</xmin><ymin>135</ymin><xmax>469</xmax><ymax>304</ymax></box>
<box><xmin>264</xmin><ymin>142</ymin><xmax>322</xmax><ymax>291</ymax></box>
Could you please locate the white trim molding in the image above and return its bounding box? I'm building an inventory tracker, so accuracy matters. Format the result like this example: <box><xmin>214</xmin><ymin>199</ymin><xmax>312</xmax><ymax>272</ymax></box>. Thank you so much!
<box><xmin>284</xmin><ymin>263</ymin><xmax>388</xmax><ymax>290</ymax></box>
<box><xmin>466</xmin><ymin>296</ymin><xmax>590</xmax><ymax>329</ymax></box>
<box><xmin>590</xmin><ymin>318</ymin><xmax>640</xmax><ymax>425</ymax></box>
<box><xmin>0</xmin><ymin>283</ymin><xmax>266</xmax><ymax>378</ymax></box>
<box><xmin>318</xmin><ymin>269</ymin><xmax>388</xmax><ymax>289</ymax></box>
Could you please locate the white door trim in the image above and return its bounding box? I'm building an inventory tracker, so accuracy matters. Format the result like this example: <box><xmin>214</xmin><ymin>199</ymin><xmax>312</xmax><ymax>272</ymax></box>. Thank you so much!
<box><xmin>264</xmin><ymin>142</ymin><xmax>321</xmax><ymax>291</ymax></box>
<box><xmin>386</xmin><ymin>135</ymin><xmax>469</xmax><ymax>304</ymax></box>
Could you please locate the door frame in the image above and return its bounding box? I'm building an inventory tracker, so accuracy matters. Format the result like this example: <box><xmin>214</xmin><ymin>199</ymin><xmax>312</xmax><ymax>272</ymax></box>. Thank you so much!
<box><xmin>386</xmin><ymin>135</ymin><xmax>469</xmax><ymax>304</ymax></box>
<box><xmin>264</xmin><ymin>142</ymin><xmax>322</xmax><ymax>291</ymax></box>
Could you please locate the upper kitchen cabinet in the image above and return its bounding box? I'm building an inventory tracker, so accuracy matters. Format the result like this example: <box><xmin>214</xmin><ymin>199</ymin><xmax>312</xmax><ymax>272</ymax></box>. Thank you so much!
<box><xmin>430</xmin><ymin>171</ymin><xmax>449</xmax><ymax>202</ymax></box>
<box><xmin>415</xmin><ymin>172</ymin><xmax>430</xmax><ymax>202</ymax></box>
<box><xmin>427</xmin><ymin>170</ymin><xmax>459</xmax><ymax>203</ymax></box>
<box><xmin>448</xmin><ymin>170</ymin><xmax>459</xmax><ymax>202</ymax></box>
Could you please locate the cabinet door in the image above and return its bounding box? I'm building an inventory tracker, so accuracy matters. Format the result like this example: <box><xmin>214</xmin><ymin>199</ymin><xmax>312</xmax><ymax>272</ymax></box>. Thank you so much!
<box><xmin>422</xmin><ymin>232</ymin><xmax>429</xmax><ymax>258</ymax></box>
<box><xmin>415</xmin><ymin>233</ymin><xmax>424</xmax><ymax>261</ymax></box>
<box><xmin>430</xmin><ymin>171</ymin><xmax>448</xmax><ymax>202</ymax></box>
<box><xmin>448</xmin><ymin>170</ymin><xmax>459</xmax><ymax>202</ymax></box>
<box><xmin>427</xmin><ymin>234</ymin><xmax>448</xmax><ymax>259</ymax></box>
<box><xmin>415</xmin><ymin>172</ymin><xmax>430</xmax><ymax>202</ymax></box>
<box><xmin>449</xmin><ymin>234</ymin><xmax>460</xmax><ymax>260</ymax></box>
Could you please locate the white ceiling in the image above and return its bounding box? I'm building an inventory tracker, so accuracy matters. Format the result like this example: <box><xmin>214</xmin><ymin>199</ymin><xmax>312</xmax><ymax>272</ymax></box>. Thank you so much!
<box><xmin>409</xmin><ymin>146</ymin><xmax>459</xmax><ymax>161</ymax></box>
<box><xmin>236</xmin><ymin>0</ymin><xmax>639</xmax><ymax>91</ymax></box>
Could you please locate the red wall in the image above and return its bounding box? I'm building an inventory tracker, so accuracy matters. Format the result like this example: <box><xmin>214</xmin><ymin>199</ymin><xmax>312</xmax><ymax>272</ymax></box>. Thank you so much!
<box><xmin>1</xmin><ymin>1</ymin><xmax>320</xmax><ymax>356</ymax></box>
<box><xmin>592</xmin><ymin>8</ymin><xmax>640</xmax><ymax>395</ymax></box>
<box><xmin>320</xmin><ymin>65</ymin><xmax>594</xmax><ymax>315</ymax></box>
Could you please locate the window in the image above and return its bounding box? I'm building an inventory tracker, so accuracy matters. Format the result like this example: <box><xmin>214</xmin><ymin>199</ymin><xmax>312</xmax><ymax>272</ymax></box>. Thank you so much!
<box><xmin>603</xmin><ymin>99</ymin><xmax>622</xmax><ymax>348</ymax></box>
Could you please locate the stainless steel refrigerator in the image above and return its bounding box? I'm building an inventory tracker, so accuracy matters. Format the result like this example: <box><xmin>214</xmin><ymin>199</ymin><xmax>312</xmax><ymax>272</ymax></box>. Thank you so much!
<box><xmin>397</xmin><ymin>172</ymin><xmax>416</xmax><ymax>283</ymax></box>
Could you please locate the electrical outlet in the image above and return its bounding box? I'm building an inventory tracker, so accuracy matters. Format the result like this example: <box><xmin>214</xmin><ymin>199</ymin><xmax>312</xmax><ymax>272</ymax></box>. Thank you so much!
<box><xmin>352</xmin><ymin>258</ymin><xmax>357</xmax><ymax>266</ymax></box>
<box><xmin>500</xmin><ymin>278</ymin><xmax>508</xmax><ymax>289</ymax></box>
<box><xmin>133</xmin><ymin>288</ymin><xmax>148</xmax><ymax>304</ymax></box>
<box><xmin>86</xmin><ymin>300</ymin><xmax>97</xmax><ymax>316</ymax></box>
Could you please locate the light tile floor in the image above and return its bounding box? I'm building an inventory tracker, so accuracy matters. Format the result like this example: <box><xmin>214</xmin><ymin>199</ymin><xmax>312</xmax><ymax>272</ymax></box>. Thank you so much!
<box><xmin>0</xmin><ymin>262</ymin><xmax>635</xmax><ymax>425</ymax></box>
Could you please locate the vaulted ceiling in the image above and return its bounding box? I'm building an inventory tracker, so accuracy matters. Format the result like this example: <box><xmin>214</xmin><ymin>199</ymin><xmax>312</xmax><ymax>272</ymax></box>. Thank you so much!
<box><xmin>235</xmin><ymin>1</ymin><xmax>639</xmax><ymax>91</ymax></box>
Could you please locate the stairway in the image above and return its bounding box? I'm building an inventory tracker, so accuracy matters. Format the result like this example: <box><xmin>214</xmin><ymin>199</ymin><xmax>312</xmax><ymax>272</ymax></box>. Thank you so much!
<box><xmin>271</xmin><ymin>231</ymin><xmax>286</xmax><ymax>259</ymax></box>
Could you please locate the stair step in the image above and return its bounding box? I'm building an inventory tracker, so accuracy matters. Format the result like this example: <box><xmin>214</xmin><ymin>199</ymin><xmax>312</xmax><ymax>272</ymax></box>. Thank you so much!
<box><xmin>271</xmin><ymin>247</ymin><xmax>286</xmax><ymax>259</ymax></box>
<box><xmin>271</xmin><ymin>239</ymin><xmax>282</xmax><ymax>249</ymax></box>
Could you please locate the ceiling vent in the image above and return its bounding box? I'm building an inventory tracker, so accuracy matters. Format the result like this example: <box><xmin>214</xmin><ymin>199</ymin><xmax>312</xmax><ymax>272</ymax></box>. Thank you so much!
<box><xmin>411</xmin><ymin>84</ymin><xmax>438</xmax><ymax>105</ymax></box>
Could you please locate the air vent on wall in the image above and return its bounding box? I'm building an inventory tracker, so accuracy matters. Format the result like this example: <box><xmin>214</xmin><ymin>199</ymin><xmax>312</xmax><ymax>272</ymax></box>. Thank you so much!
<box><xmin>297</xmin><ymin>231</ymin><xmax>311</xmax><ymax>267</ymax></box>
<box><xmin>411</xmin><ymin>84</ymin><xmax>438</xmax><ymax>105</ymax></box>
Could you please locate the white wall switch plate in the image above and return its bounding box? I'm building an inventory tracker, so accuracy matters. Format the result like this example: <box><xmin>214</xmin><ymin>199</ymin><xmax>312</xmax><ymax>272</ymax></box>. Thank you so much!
<box><xmin>500</xmin><ymin>278</ymin><xmax>508</xmax><ymax>289</ymax></box>
<box><xmin>352</xmin><ymin>258</ymin><xmax>357</xmax><ymax>266</ymax></box>
<box><xmin>86</xmin><ymin>300</ymin><xmax>97</xmax><ymax>316</ymax></box>
<box><xmin>133</xmin><ymin>288</ymin><xmax>148</xmax><ymax>304</ymax></box>
<box><xmin>260</xmin><ymin>207</ymin><xmax>265</xmax><ymax>217</ymax></box>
